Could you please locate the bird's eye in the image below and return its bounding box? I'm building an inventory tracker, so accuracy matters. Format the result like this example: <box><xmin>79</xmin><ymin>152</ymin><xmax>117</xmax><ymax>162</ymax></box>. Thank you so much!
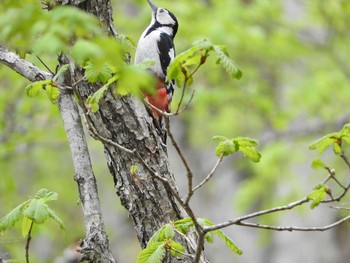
<box><xmin>158</xmin><ymin>8</ymin><xmax>165</xmax><ymax>13</ymax></box>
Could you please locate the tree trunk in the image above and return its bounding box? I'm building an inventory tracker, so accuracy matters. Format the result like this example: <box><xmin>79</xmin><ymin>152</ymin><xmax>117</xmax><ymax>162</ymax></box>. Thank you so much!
<box><xmin>57</xmin><ymin>0</ymin><xmax>202</xmax><ymax>261</ymax></box>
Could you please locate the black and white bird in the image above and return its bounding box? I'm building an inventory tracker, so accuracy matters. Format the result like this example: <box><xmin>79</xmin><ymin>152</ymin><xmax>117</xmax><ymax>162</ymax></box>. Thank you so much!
<box><xmin>135</xmin><ymin>0</ymin><xmax>178</xmax><ymax>140</ymax></box>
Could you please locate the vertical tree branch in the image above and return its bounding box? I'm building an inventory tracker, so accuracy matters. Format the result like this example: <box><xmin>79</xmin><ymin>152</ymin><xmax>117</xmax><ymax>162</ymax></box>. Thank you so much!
<box><xmin>0</xmin><ymin>46</ymin><xmax>116</xmax><ymax>262</ymax></box>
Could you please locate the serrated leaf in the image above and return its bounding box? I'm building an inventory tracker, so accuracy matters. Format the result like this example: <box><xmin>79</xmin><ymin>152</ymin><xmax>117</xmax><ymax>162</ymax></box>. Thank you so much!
<box><xmin>333</xmin><ymin>142</ymin><xmax>342</xmax><ymax>155</ymax></box>
<box><xmin>204</xmin><ymin>232</ymin><xmax>214</xmax><ymax>243</ymax></box>
<box><xmin>213</xmin><ymin>45</ymin><xmax>242</xmax><ymax>80</ymax></box>
<box><xmin>309</xmin><ymin>133</ymin><xmax>339</xmax><ymax>154</ymax></box>
<box><xmin>21</xmin><ymin>216</ymin><xmax>33</xmax><ymax>238</ymax></box>
<box><xmin>47</xmin><ymin>207</ymin><xmax>65</xmax><ymax>230</ymax></box>
<box><xmin>307</xmin><ymin>184</ymin><xmax>328</xmax><ymax>209</ymax></box>
<box><xmin>215</xmin><ymin>139</ymin><xmax>237</xmax><ymax>157</ymax></box>
<box><xmin>45</xmin><ymin>84</ymin><xmax>60</xmax><ymax>104</ymax></box>
<box><xmin>71</xmin><ymin>39</ymin><xmax>103</xmax><ymax>65</ymax></box>
<box><xmin>84</xmin><ymin>61</ymin><xmax>114</xmax><ymax>83</ymax></box>
<box><xmin>173</xmin><ymin>218</ymin><xmax>193</xmax><ymax>234</ymax></box>
<box><xmin>85</xmin><ymin>74</ymin><xmax>119</xmax><ymax>113</ymax></box>
<box><xmin>234</xmin><ymin>137</ymin><xmax>259</xmax><ymax>147</ymax></box>
<box><xmin>23</xmin><ymin>199</ymin><xmax>49</xmax><ymax>224</ymax></box>
<box><xmin>214</xmin><ymin>229</ymin><xmax>243</xmax><ymax>255</ymax></box>
<box><xmin>52</xmin><ymin>64</ymin><xmax>69</xmax><ymax>82</ymax></box>
<box><xmin>340</xmin><ymin>123</ymin><xmax>350</xmax><ymax>136</ymax></box>
<box><xmin>117</xmin><ymin>65</ymin><xmax>154</xmax><ymax>96</ymax></box>
<box><xmin>138</xmin><ymin>242</ymin><xmax>166</xmax><ymax>263</ymax></box>
<box><xmin>311</xmin><ymin>158</ymin><xmax>326</xmax><ymax>170</ymax></box>
<box><xmin>0</xmin><ymin>201</ymin><xmax>30</xmax><ymax>232</ymax></box>
<box><xmin>212</xmin><ymin>135</ymin><xmax>228</xmax><ymax>142</ymax></box>
<box><xmin>168</xmin><ymin>240</ymin><xmax>185</xmax><ymax>257</ymax></box>
<box><xmin>164</xmin><ymin>223</ymin><xmax>175</xmax><ymax>239</ymax></box>
<box><xmin>25</xmin><ymin>80</ymin><xmax>51</xmax><ymax>97</ymax></box>
<box><xmin>238</xmin><ymin>145</ymin><xmax>261</xmax><ymax>162</ymax></box>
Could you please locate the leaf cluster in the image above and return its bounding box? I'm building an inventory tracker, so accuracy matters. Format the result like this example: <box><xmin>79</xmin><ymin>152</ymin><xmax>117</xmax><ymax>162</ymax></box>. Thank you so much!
<box><xmin>213</xmin><ymin>135</ymin><xmax>261</xmax><ymax>162</ymax></box>
<box><xmin>0</xmin><ymin>188</ymin><xmax>64</xmax><ymax>237</ymax></box>
<box><xmin>25</xmin><ymin>64</ymin><xmax>69</xmax><ymax>104</ymax></box>
<box><xmin>307</xmin><ymin>123</ymin><xmax>350</xmax><ymax>208</ymax></box>
<box><xmin>138</xmin><ymin>217</ymin><xmax>242</xmax><ymax>263</ymax></box>
<box><xmin>167</xmin><ymin>39</ymin><xmax>242</xmax><ymax>88</ymax></box>
<box><xmin>309</xmin><ymin>123</ymin><xmax>350</xmax><ymax>155</ymax></box>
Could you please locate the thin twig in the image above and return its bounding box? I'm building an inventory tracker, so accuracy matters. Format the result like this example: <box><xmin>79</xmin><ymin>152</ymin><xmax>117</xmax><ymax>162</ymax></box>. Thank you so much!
<box><xmin>234</xmin><ymin>215</ymin><xmax>350</xmax><ymax>232</ymax></box>
<box><xmin>204</xmin><ymin>197</ymin><xmax>309</xmax><ymax>233</ymax></box>
<box><xmin>192</xmin><ymin>155</ymin><xmax>224</xmax><ymax>193</ymax></box>
<box><xmin>25</xmin><ymin>221</ymin><xmax>34</xmax><ymax>263</ymax></box>
<box><xmin>165</xmin><ymin>117</ymin><xmax>194</xmax><ymax>204</ymax></box>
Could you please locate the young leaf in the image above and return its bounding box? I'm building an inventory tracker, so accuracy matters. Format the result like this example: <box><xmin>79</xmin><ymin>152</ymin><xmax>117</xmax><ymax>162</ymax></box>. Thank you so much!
<box><xmin>164</xmin><ymin>223</ymin><xmax>175</xmax><ymax>239</ymax></box>
<box><xmin>21</xmin><ymin>216</ymin><xmax>33</xmax><ymax>238</ymax></box>
<box><xmin>84</xmin><ymin>61</ymin><xmax>114</xmax><ymax>83</ymax></box>
<box><xmin>45</xmin><ymin>84</ymin><xmax>60</xmax><ymax>104</ymax></box>
<box><xmin>137</xmin><ymin>241</ymin><xmax>166</xmax><ymax>263</ymax></box>
<box><xmin>215</xmin><ymin>139</ymin><xmax>237</xmax><ymax>157</ymax></box>
<box><xmin>309</xmin><ymin>133</ymin><xmax>339</xmax><ymax>154</ymax></box>
<box><xmin>311</xmin><ymin>158</ymin><xmax>326</xmax><ymax>170</ymax></box>
<box><xmin>168</xmin><ymin>240</ymin><xmax>185</xmax><ymax>257</ymax></box>
<box><xmin>307</xmin><ymin>184</ymin><xmax>328</xmax><ymax>209</ymax></box>
<box><xmin>47</xmin><ymin>207</ymin><xmax>65</xmax><ymax>230</ymax></box>
<box><xmin>85</xmin><ymin>74</ymin><xmax>119</xmax><ymax>113</ymax></box>
<box><xmin>213</xmin><ymin>45</ymin><xmax>242</xmax><ymax>80</ymax></box>
<box><xmin>0</xmin><ymin>201</ymin><xmax>30</xmax><ymax>232</ymax></box>
<box><xmin>22</xmin><ymin>199</ymin><xmax>49</xmax><ymax>224</ymax></box>
<box><xmin>173</xmin><ymin>217</ymin><xmax>193</xmax><ymax>234</ymax></box>
<box><xmin>25</xmin><ymin>80</ymin><xmax>51</xmax><ymax>97</ymax></box>
<box><xmin>116</xmin><ymin>65</ymin><xmax>154</xmax><ymax>96</ymax></box>
<box><xmin>212</xmin><ymin>135</ymin><xmax>228</xmax><ymax>142</ymax></box>
<box><xmin>214</xmin><ymin>229</ymin><xmax>243</xmax><ymax>255</ymax></box>
<box><xmin>52</xmin><ymin>64</ymin><xmax>69</xmax><ymax>82</ymax></box>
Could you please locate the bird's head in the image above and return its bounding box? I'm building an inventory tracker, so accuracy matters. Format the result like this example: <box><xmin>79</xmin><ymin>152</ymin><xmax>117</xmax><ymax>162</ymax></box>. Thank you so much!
<box><xmin>147</xmin><ymin>0</ymin><xmax>178</xmax><ymax>37</ymax></box>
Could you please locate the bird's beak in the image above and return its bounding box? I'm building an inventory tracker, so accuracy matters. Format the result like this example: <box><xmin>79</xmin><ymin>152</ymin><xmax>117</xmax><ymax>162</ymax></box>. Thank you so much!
<box><xmin>147</xmin><ymin>0</ymin><xmax>158</xmax><ymax>12</ymax></box>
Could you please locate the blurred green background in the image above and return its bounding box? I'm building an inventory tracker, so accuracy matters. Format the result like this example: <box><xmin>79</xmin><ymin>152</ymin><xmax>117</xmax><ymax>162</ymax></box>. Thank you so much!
<box><xmin>1</xmin><ymin>0</ymin><xmax>350</xmax><ymax>262</ymax></box>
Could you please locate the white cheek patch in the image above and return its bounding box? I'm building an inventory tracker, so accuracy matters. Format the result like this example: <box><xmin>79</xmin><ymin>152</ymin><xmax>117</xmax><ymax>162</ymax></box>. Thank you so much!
<box><xmin>157</xmin><ymin>11</ymin><xmax>175</xmax><ymax>25</ymax></box>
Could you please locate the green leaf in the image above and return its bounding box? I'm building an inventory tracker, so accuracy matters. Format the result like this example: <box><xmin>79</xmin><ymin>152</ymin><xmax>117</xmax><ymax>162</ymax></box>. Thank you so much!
<box><xmin>117</xmin><ymin>65</ymin><xmax>154</xmax><ymax>96</ymax></box>
<box><xmin>173</xmin><ymin>217</ymin><xmax>193</xmax><ymax>234</ymax></box>
<box><xmin>309</xmin><ymin>133</ymin><xmax>339</xmax><ymax>154</ymax></box>
<box><xmin>52</xmin><ymin>64</ymin><xmax>69</xmax><ymax>82</ymax></box>
<box><xmin>212</xmin><ymin>135</ymin><xmax>228</xmax><ymax>142</ymax></box>
<box><xmin>237</xmin><ymin>144</ymin><xmax>261</xmax><ymax>162</ymax></box>
<box><xmin>34</xmin><ymin>188</ymin><xmax>58</xmax><ymax>201</ymax></box>
<box><xmin>71</xmin><ymin>39</ymin><xmax>104</xmax><ymax>65</ymax></box>
<box><xmin>25</xmin><ymin>80</ymin><xmax>51</xmax><ymax>97</ymax></box>
<box><xmin>164</xmin><ymin>223</ymin><xmax>175</xmax><ymax>239</ymax></box>
<box><xmin>21</xmin><ymin>216</ymin><xmax>33</xmax><ymax>238</ymax></box>
<box><xmin>204</xmin><ymin>232</ymin><xmax>214</xmax><ymax>243</ymax></box>
<box><xmin>45</xmin><ymin>84</ymin><xmax>60</xmax><ymax>104</ymax></box>
<box><xmin>215</xmin><ymin>139</ymin><xmax>237</xmax><ymax>157</ymax></box>
<box><xmin>22</xmin><ymin>199</ymin><xmax>49</xmax><ymax>224</ymax></box>
<box><xmin>213</xmin><ymin>45</ymin><xmax>242</xmax><ymax>80</ymax></box>
<box><xmin>0</xmin><ymin>201</ymin><xmax>30</xmax><ymax>232</ymax></box>
<box><xmin>85</xmin><ymin>74</ymin><xmax>119</xmax><ymax>113</ymax></box>
<box><xmin>84</xmin><ymin>61</ymin><xmax>114</xmax><ymax>83</ymax></box>
<box><xmin>307</xmin><ymin>184</ymin><xmax>328</xmax><ymax>209</ymax></box>
<box><xmin>214</xmin><ymin>229</ymin><xmax>243</xmax><ymax>255</ymax></box>
<box><xmin>168</xmin><ymin>240</ymin><xmax>185</xmax><ymax>257</ymax></box>
<box><xmin>47</xmin><ymin>207</ymin><xmax>65</xmax><ymax>230</ymax></box>
<box><xmin>311</xmin><ymin>158</ymin><xmax>326</xmax><ymax>170</ymax></box>
<box><xmin>138</xmin><ymin>241</ymin><xmax>166</xmax><ymax>263</ymax></box>
<box><xmin>333</xmin><ymin>142</ymin><xmax>342</xmax><ymax>155</ymax></box>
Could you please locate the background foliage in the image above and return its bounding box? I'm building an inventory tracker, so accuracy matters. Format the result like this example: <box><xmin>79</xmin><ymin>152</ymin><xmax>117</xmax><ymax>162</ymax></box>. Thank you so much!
<box><xmin>0</xmin><ymin>0</ymin><xmax>349</xmax><ymax>262</ymax></box>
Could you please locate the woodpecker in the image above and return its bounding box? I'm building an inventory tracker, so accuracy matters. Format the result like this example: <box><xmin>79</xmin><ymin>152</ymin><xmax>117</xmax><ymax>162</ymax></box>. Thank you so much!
<box><xmin>135</xmin><ymin>0</ymin><xmax>178</xmax><ymax>142</ymax></box>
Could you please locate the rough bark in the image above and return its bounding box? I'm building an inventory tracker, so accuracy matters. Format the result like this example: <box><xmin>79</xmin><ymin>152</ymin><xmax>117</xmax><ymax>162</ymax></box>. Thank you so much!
<box><xmin>58</xmin><ymin>0</ymin><xmax>202</xmax><ymax>261</ymax></box>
